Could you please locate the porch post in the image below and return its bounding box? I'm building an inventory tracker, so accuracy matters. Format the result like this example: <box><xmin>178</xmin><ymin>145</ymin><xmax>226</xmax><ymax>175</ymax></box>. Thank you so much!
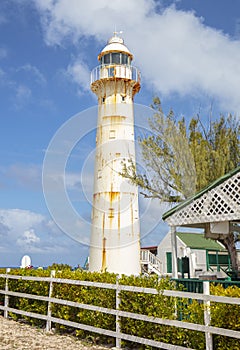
<box><xmin>171</xmin><ymin>225</ymin><xmax>178</xmax><ymax>278</ymax></box>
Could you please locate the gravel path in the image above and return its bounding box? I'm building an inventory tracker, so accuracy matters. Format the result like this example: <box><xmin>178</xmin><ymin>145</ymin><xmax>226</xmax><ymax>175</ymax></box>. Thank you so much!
<box><xmin>0</xmin><ymin>316</ymin><xmax>111</xmax><ymax>350</ymax></box>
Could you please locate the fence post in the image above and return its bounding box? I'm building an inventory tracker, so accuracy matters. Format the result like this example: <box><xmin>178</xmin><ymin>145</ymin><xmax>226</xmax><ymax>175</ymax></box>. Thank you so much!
<box><xmin>203</xmin><ymin>281</ymin><xmax>213</xmax><ymax>350</ymax></box>
<box><xmin>115</xmin><ymin>276</ymin><xmax>121</xmax><ymax>348</ymax></box>
<box><xmin>4</xmin><ymin>268</ymin><xmax>11</xmax><ymax>319</ymax></box>
<box><xmin>46</xmin><ymin>270</ymin><xmax>55</xmax><ymax>332</ymax></box>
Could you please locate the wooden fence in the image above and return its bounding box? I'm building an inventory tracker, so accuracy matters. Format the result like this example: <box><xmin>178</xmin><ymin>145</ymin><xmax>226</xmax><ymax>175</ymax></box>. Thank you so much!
<box><xmin>0</xmin><ymin>272</ymin><xmax>240</xmax><ymax>350</ymax></box>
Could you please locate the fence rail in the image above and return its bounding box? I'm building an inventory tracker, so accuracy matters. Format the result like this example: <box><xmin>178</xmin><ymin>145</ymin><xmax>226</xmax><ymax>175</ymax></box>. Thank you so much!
<box><xmin>0</xmin><ymin>272</ymin><xmax>239</xmax><ymax>349</ymax></box>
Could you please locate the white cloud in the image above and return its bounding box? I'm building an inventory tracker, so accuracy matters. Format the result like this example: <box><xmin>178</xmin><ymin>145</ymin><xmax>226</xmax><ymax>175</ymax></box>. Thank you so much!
<box><xmin>0</xmin><ymin>209</ymin><xmax>45</xmax><ymax>234</ymax></box>
<box><xmin>0</xmin><ymin>62</ymin><xmax>47</xmax><ymax>108</ymax></box>
<box><xmin>0</xmin><ymin>208</ymin><xmax>79</xmax><ymax>256</ymax></box>
<box><xmin>18</xmin><ymin>64</ymin><xmax>47</xmax><ymax>85</ymax></box>
<box><xmin>0</xmin><ymin>73</ymin><xmax>33</xmax><ymax>109</ymax></box>
<box><xmin>34</xmin><ymin>0</ymin><xmax>240</xmax><ymax>112</ymax></box>
<box><xmin>66</xmin><ymin>59</ymin><xmax>90</xmax><ymax>94</ymax></box>
<box><xmin>133</xmin><ymin>7</ymin><xmax>240</xmax><ymax>111</ymax></box>
<box><xmin>0</xmin><ymin>68</ymin><xmax>12</xmax><ymax>87</ymax></box>
<box><xmin>15</xmin><ymin>84</ymin><xmax>32</xmax><ymax>108</ymax></box>
<box><xmin>0</xmin><ymin>206</ymin><xmax>91</xmax><ymax>267</ymax></box>
<box><xmin>16</xmin><ymin>228</ymin><xmax>40</xmax><ymax>248</ymax></box>
<box><xmin>2</xmin><ymin>163</ymin><xmax>42</xmax><ymax>190</ymax></box>
<box><xmin>35</xmin><ymin>0</ymin><xmax>155</xmax><ymax>45</ymax></box>
<box><xmin>0</xmin><ymin>222</ymin><xmax>10</xmax><ymax>237</ymax></box>
<box><xmin>16</xmin><ymin>84</ymin><xmax>31</xmax><ymax>99</ymax></box>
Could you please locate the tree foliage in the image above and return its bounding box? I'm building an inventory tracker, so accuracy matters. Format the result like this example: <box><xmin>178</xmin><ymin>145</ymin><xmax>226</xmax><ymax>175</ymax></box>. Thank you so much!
<box><xmin>122</xmin><ymin>97</ymin><xmax>240</xmax><ymax>201</ymax></box>
<box><xmin>121</xmin><ymin>98</ymin><xmax>240</xmax><ymax>271</ymax></box>
<box><xmin>47</xmin><ymin>263</ymin><xmax>72</xmax><ymax>271</ymax></box>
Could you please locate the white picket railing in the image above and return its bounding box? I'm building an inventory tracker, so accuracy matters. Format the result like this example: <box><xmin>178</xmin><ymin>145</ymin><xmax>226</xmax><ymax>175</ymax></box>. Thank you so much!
<box><xmin>140</xmin><ymin>250</ymin><xmax>162</xmax><ymax>275</ymax></box>
<box><xmin>0</xmin><ymin>272</ymin><xmax>240</xmax><ymax>350</ymax></box>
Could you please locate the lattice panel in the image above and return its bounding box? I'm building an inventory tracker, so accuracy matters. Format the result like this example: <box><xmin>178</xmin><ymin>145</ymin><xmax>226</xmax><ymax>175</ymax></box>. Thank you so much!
<box><xmin>166</xmin><ymin>172</ymin><xmax>240</xmax><ymax>226</ymax></box>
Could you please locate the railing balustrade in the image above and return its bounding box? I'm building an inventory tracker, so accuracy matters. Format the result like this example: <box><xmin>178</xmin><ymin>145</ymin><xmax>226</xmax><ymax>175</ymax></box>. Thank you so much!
<box><xmin>140</xmin><ymin>250</ymin><xmax>162</xmax><ymax>274</ymax></box>
<box><xmin>91</xmin><ymin>64</ymin><xmax>140</xmax><ymax>85</ymax></box>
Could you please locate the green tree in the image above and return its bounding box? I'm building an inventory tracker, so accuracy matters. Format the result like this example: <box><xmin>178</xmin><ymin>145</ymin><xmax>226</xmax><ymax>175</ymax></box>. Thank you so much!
<box><xmin>48</xmin><ymin>263</ymin><xmax>72</xmax><ymax>271</ymax></box>
<box><xmin>121</xmin><ymin>97</ymin><xmax>240</xmax><ymax>270</ymax></box>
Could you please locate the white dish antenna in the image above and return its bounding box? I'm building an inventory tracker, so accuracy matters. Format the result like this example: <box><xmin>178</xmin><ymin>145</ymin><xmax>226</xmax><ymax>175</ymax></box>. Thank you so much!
<box><xmin>20</xmin><ymin>255</ymin><xmax>32</xmax><ymax>268</ymax></box>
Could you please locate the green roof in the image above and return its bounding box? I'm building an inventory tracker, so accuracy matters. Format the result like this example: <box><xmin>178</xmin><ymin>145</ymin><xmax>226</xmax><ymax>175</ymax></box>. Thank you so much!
<box><xmin>177</xmin><ymin>232</ymin><xmax>225</xmax><ymax>251</ymax></box>
<box><xmin>162</xmin><ymin>166</ymin><xmax>240</xmax><ymax>220</ymax></box>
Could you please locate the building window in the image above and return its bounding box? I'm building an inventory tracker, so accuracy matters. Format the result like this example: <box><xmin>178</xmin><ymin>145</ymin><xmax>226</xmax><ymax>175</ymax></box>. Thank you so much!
<box><xmin>109</xmin><ymin>130</ymin><xmax>116</xmax><ymax>139</ymax></box>
<box><xmin>166</xmin><ymin>252</ymin><xmax>172</xmax><ymax>273</ymax></box>
<box><xmin>102</xmin><ymin>97</ymin><xmax>105</xmax><ymax>103</ymax></box>
<box><xmin>101</xmin><ymin>53</ymin><xmax>131</xmax><ymax>66</ymax></box>
<box><xmin>112</xmin><ymin>52</ymin><xmax>121</xmax><ymax>64</ymax></box>
<box><xmin>103</xmin><ymin>53</ymin><xmax>110</xmax><ymax>64</ymax></box>
<box><xmin>121</xmin><ymin>54</ymin><xmax>128</xmax><ymax>64</ymax></box>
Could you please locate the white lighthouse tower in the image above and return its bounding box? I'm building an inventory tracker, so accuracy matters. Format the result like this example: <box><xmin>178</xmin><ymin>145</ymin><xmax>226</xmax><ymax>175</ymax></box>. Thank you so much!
<box><xmin>89</xmin><ymin>34</ymin><xmax>141</xmax><ymax>275</ymax></box>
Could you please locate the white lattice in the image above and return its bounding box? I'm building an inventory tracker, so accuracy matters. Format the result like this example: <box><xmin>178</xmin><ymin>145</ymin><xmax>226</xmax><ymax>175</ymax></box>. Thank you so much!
<box><xmin>165</xmin><ymin>171</ymin><xmax>240</xmax><ymax>226</ymax></box>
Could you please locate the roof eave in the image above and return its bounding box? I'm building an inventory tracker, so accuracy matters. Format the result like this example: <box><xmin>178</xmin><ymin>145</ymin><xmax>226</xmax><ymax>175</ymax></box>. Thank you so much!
<box><xmin>162</xmin><ymin>166</ymin><xmax>240</xmax><ymax>221</ymax></box>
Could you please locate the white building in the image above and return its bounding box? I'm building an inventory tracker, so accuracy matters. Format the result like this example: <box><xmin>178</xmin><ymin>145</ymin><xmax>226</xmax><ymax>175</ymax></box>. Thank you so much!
<box><xmin>142</xmin><ymin>168</ymin><xmax>240</xmax><ymax>278</ymax></box>
<box><xmin>157</xmin><ymin>231</ymin><xmax>230</xmax><ymax>278</ymax></box>
<box><xmin>89</xmin><ymin>34</ymin><xmax>141</xmax><ymax>275</ymax></box>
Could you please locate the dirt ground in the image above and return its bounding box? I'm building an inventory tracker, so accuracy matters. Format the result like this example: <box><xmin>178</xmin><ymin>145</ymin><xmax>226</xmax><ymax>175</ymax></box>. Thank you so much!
<box><xmin>0</xmin><ymin>316</ymin><xmax>111</xmax><ymax>350</ymax></box>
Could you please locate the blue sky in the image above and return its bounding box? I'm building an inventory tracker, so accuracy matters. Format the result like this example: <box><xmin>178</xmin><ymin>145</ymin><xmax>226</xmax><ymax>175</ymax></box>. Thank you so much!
<box><xmin>0</xmin><ymin>0</ymin><xmax>240</xmax><ymax>268</ymax></box>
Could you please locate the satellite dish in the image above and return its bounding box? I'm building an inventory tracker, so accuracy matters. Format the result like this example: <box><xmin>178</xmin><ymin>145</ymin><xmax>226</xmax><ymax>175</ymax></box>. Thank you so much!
<box><xmin>20</xmin><ymin>255</ymin><xmax>32</xmax><ymax>268</ymax></box>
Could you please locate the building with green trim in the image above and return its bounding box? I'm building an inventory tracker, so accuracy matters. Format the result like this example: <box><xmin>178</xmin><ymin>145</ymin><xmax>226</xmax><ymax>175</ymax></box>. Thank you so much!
<box><xmin>157</xmin><ymin>231</ymin><xmax>230</xmax><ymax>278</ymax></box>
<box><xmin>162</xmin><ymin>166</ymin><xmax>240</xmax><ymax>278</ymax></box>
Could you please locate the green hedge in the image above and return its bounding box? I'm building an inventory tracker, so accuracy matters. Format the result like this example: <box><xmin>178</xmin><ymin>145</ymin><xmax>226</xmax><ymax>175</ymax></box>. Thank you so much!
<box><xmin>210</xmin><ymin>284</ymin><xmax>240</xmax><ymax>350</ymax></box>
<box><xmin>5</xmin><ymin>269</ymin><xmax>51</xmax><ymax>327</ymax></box>
<box><xmin>0</xmin><ymin>269</ymin><xmax>239</xmax><ymax>349</ymax></box>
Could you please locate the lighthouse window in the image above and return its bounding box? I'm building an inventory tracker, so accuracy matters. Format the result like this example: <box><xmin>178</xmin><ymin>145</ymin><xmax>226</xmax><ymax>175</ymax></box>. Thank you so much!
<box><xmin>109</xmin><ymin>130</ymin><xmax>116</xmax><ymax>139</ymax></box>
<box><xmin>122</xmin><ymin>54</ymin><xmax>128</xmax><ymax>65</ymax></box>
<box><xmin>103</xmin><ymin>53</ymin><xmax>110</xmax><ymax>64</ymax></box>
<box><xmin>112</xmin><ymin>53</ymin><xmax>121</xmax><ymax>64</ymax></box>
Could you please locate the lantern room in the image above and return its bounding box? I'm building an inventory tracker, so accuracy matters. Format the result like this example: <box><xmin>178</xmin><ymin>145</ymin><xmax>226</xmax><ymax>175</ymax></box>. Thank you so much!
<box><xmin>99</xmin><ymin>52</ymin><xmax>131</xmax><ymax>65</ymax></box>
<box><xmin>98</xmin><ymin>34</ymin><xmax>133</xmax><ymax>65</ymax></box>
<box><xmin>91</xmin><ymin>34</ymin><xmax>140</xmax><ymax>93</ymax></box>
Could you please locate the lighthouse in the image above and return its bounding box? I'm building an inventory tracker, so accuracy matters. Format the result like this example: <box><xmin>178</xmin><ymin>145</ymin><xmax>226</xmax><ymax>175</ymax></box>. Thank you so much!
<box><xmin>89</xmin><ymin>34</ymin><xmax>141</xmax><ymax>275</ymax></box>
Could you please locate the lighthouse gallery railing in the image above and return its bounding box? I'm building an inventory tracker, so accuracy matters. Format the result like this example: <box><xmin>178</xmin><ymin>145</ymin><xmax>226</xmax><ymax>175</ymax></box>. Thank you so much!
<box><xmin>91</xmin><ymin>64</ymin><xmax>140</xmax><ymax>84</ymax></box>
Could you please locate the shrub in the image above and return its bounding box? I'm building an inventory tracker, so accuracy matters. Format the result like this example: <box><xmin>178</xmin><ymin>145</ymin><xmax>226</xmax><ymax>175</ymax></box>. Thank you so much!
<box><xmin>210</xmin><ymin>284</ymin><xmax>240</xmax><ymax>350</ymax></box>
<box><xmin>1</xmin><ymin>269</ymin><xmax>239</xmax><ymax>349</ymax></box>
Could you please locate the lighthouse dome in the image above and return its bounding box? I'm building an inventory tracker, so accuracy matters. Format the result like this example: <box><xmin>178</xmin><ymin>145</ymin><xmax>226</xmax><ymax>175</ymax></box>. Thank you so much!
<box><xmin>98</xmin><ymin>34</ymin><xmax>133</xmax><ymax>63</ymax></box>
